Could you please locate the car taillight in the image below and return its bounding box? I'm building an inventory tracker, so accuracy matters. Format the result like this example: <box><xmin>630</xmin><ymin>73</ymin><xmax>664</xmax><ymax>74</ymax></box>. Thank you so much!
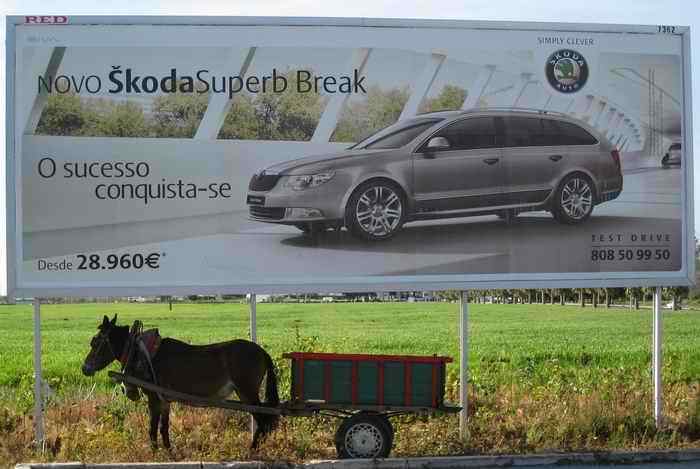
<box><xmin>611</xmin><ymin>149</ymin><xmax>621</xmax><ymax>173</ymax></box>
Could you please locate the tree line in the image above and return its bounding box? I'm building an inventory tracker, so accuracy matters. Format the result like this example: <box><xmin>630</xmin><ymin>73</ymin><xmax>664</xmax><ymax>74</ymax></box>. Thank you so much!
<box><xmin>35</xmin><ymin>69</ymin><xmax>468</xmax><ymax>142</ymax></box>
<box><xmin>433</xmin><ymin>287</ymin><xmax>690</xmax><ymax>310</ymax></box>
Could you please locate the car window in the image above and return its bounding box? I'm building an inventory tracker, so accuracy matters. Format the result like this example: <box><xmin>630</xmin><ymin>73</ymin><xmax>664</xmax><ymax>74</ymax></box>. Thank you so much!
<box><xmin>364</xmin><ymin>121</ymin><xmax>441</xmax><ymax>149</ymax></box>
<box><xmin>503</xmin><ymin>117</ymin><xmax>597</xmax><ymax>147</ymax></box>
<box><xmin>556</xmin><ymin>121</ymin><xmax>598</xmax><ymax>145</ymax></box>
<box><xmin>352</xmin><ymin>118</ymin><xmax>443</xmax><ymax>149</ymax></box>
<box><xmin>430</xmin><ymin>117</ymin><xmax>498</xmax><ymax>150</ymax></box>
<box><xmin>503</xmin><ymin>117</ymin><xmax>537</xmax><ymax>147</ymax></box>
<box><xmin>670</xmin><ymin>143</ymin><xmax>681</xmax><ymax>150</ymax></box>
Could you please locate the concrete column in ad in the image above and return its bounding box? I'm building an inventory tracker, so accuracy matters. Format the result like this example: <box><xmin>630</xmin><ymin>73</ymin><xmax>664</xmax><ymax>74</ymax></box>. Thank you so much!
<box><xmin>312</xmin><ymin>48</ymin><xmax>372</xmax><ymax>142</ymax></box>
<box><xmin>194</xmin><ymin>48</ymin><xmax>256</xmax><ymax>140</ymax></box>
<box><xmin>462</xmin><ymin>64</ymin><xmax>496</xmax><ymax>110</ymax></box>
<box><xmin>399</xmin><ymin>52</ymin><xmax>446</xmax><ymax>120</ymax></box>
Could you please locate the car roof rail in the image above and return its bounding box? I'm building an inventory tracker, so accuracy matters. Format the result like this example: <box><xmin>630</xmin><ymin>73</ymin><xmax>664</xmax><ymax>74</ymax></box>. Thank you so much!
<box><xmin>462</xmin><ymin>106</ymin><xmax>571</xmax><ymax>118</ymax></box>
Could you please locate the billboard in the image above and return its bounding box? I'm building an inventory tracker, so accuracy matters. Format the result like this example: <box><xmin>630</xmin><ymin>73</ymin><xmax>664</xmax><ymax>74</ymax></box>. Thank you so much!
<box><xmin>5</xmin><ymin>16</ymin><xmax>694</xmax><ymax>296</ymax></box>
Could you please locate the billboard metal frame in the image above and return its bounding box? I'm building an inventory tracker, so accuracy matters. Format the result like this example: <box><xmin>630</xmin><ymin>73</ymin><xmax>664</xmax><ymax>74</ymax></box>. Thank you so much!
<box><xmin>5</xmin><ymin>16</ymin><xmax>694</xmax><ymax>298</ymax></box>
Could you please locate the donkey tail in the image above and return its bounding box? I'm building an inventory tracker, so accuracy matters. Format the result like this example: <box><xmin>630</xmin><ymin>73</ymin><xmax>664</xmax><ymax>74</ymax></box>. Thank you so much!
<box><xmin>263</xmin><ymin>351</ymin><xmax>280</xmax><ymax>407</ymax></box>
<box><xmin>252</xmin><ymin>350</ymin><xmax>280</xmax><ymax>443</ymax></box>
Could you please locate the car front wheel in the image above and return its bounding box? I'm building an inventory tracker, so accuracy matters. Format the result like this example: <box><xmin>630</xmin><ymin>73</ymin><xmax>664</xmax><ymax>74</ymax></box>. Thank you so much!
<box><xmin>346</xmin><ymin>181</ymin><xmax>405</xmax><ymax>241</ymax></box>
<box><xmin>552</xmin><ymin>174</ymin><xmax>595</xmax><ymax>224</ymax></box>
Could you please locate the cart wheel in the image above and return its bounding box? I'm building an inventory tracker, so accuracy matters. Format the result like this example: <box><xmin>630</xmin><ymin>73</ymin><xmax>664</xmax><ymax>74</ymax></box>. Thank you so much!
<box><xmin>376</xmin><ymin>414</ymin><xmax>394</xmax><ymax>449</ymax></box>
<box><xmin>335</xmin><ymin>413</ymin><xmax>393</xmax><ymax>459</ymax></box>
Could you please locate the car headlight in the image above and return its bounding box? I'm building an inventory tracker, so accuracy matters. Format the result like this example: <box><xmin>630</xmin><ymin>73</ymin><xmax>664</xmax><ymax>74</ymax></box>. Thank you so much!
<box><xmin>285</xmin><ymin>171</ymin><xmax>335</xmax><ymax>191</ymax></box>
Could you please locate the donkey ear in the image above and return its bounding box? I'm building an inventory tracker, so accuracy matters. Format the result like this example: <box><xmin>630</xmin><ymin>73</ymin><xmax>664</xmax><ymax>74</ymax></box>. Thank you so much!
<box><xmin>102</xmin><ymin>315</ymin><xmax>109</xmax><ymax>326</ymax></box>
<box><xmin>111</xmin><ymin>314</ymin><xmax>118</xmax><ymax>325</ymax></box>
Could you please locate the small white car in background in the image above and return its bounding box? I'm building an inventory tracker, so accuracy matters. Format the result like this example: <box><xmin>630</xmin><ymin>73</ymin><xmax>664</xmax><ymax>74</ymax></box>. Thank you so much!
<box><xmin>661</xmin><ymin>142</ymin><xmax>682</xmax><ymax>167</ymax></box>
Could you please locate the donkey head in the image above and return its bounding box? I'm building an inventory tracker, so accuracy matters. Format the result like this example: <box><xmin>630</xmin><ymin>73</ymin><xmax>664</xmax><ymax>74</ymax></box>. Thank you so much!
<box><xmin>82</xmin><ymin>314</ymin><xmax>119</xmax><ymax>376</ymax></box>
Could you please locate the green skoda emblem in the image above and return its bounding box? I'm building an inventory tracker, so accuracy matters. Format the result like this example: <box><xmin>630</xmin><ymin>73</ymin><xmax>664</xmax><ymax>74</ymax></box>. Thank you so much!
<box><xmin>546</xmin><ymin>49</ymin><xmax>588</xmax><ymax>93</ymax></box>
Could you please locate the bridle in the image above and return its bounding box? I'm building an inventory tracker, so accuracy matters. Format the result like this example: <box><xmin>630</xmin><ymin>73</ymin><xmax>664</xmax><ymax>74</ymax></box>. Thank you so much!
<box><xmin>88</xmin><ymin>329</ymin><xmax>116</xmax><ymax>365</ymax></box>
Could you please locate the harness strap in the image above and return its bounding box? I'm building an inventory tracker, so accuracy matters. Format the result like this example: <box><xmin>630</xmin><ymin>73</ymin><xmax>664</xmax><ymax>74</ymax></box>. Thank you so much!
<box><xmin>119</xmin><ymin>320</ymin><xmax>165</xmax><ymax>402</ymax></box>
<box><xmin>137</xmin><ymin>337</ymin><xmax>164</xmax><ymax>401</ymax></box>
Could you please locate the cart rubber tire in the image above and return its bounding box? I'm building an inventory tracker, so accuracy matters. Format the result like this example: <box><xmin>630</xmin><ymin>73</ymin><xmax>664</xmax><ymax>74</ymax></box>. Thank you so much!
<box><xmin>377</xmin><ymin>414</ymin><xmax>394</xmax><ymax>449</ymax></box>
<box><xmin>335</xmin><ymin>413</ymin><xmax>393</xmax><ymax>459</ymax></box>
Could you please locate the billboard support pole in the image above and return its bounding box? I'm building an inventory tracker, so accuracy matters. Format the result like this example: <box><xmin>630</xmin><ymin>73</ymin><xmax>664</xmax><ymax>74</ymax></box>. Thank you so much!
<box><xmin>653</xmin><ymin>286</ymin><xmax>663</xmax><ymax>427</ymax></box>
<box><xmin>459</xmin><ymin>290</ymin><xmax>469</xmax><ymax>439</ymax></box>
<box><xmin>249</xmin><ymin>293</ymin><xmax>257</xmax><ymax>439</ymax></box>
<box><xmin>33</xmin><ymin>298</ymin><xmax>44</xmax><ymax>451</ymax></box>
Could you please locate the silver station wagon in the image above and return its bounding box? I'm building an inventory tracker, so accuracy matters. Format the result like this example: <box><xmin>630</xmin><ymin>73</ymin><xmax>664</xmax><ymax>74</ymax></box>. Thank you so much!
<box><xmin>247</xmin><ymin>108</ymin><xmax>623</xmax><ymax>241</ymax></box>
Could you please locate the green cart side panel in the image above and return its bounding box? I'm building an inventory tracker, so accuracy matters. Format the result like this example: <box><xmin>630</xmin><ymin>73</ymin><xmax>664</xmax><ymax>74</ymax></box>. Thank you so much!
<box><xmin>411</xmin><ymin>363</ymin><xmax>434</xmax><ymax>406</ymax></box>
<box><xmin>330</xmin><ymin>360</ymin><xmax>353</xmax><ymax>404</ymax></box>
<box><xmin>302</xmin><ymin>360</ymin><xmax>324</xmax><ymax>400</ymax></box>
<box><xmin>358</xmin><ymin>362</ymin><xmax>378</xmax><ymax>404</ymax></box>
<box><xmin>383</xmin><ymin>361</ymin><xmax>405</xmax><ymax>406</ymax></box>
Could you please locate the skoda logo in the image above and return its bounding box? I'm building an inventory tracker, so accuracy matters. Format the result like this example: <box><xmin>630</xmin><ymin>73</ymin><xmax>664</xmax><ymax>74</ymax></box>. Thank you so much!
<box><xmin>545</xmin><ymin>49</ymin><xmax>588</xmax><ymax>93</ymax></box>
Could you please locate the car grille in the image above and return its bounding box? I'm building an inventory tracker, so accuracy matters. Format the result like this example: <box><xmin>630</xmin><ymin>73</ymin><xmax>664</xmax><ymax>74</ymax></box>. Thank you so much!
<box><xmin>249</xmin><ymin>206</ymin><xmax>286</xmax><ymax>220</ymax></box>
<box><xmin>248</xmin><ymin>174</ymin><xmax>281</xmax><ymax>191</ymax></box>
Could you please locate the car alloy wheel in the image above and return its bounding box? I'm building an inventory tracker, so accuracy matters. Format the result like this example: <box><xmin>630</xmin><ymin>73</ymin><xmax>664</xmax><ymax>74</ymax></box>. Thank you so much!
<box><xmin>553</xmin><ymin>174</ymin><xmax>595</xmax><ymax>224</ymax></box>
<box><xmin>347</xmin><ymin>181</ymin><xmax>405</xmax><ymax>241</ymax></box>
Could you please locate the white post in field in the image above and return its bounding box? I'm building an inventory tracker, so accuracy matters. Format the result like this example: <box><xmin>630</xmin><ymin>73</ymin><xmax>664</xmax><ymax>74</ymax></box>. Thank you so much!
<box><xmin>653</xmin><ymin>286</ymin><xmax>663</xmax><ymax>428</ymax></box>
<box><xmin>249</xmin><ymin>293</ymin><xmax>257</xmax><ymax>437</ymax></box>
<box><xmin>33</xmin><ymin>299</ymin><xmax>44</xmax><ymax>451</ymax></box>
<box><xmin>459</xmin><ymin>290</ymin><xmax>469</xmax><ymax>439</ymax></box>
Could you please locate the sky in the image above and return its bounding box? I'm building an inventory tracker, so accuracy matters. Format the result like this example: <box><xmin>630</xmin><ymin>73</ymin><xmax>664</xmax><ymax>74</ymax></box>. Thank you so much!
<box><xmin>1</xmin><ymin>0</ymin><xmax>699</xmax><ymax>296</ymax></box>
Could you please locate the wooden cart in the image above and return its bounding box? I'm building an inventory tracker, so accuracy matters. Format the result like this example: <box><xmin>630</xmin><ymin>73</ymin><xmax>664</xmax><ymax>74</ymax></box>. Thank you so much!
<box><xmin>109</xmin><ymin>351</ymin><xmax>460</xmax><ymax>459</ymax></box>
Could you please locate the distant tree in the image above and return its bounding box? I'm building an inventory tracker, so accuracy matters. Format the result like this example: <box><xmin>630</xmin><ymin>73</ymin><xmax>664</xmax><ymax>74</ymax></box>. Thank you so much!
<box><xmin>664</xmin><ymin>286</ymin><xmax>688</xmax><ymax>310</ymax></box>
<box><xmin>219</xmin><ymin>69</ymin><xmax>327</xmax><ymax>141</ymax></box>
<box><xmin>151</xmin><ymin>88</ymin><xmax>209</xmax><ymax>138</ymax></box>
<box><xmin>435</xmin><ymin>290</ymin><xmax>461</xmax><ymax>302</ymax></box>
<box><xmin>35</xmin><ymin>93</ymin><xmax>96</xmax><ymax>136</ymax></box>
<box><xmin>91</xmin><ymin>101</ymin><xmax>150</xmax><ymax>137</ymax></box>
<box><xmin>332</xmin><ymin>84</ymin><xmax>411</xmax><ymax>142</ymax></box>
<box><xmin>36</xmin><ymin>94</ymin><xmax>151</xmax><ymax>137</ymax></box>
<box><xmin>218</xmin><ymin>94</ymin><xmax>260</xmax><ymax>140</ymax></box>
<box><xmin>419</xmin><ymin>84</ymin><xmax>467</xmax><ymax>113</ymax></box>
<box><xmin>626</xmin><ymin>287</ymin><xmax>643</xmax><ymax>310</ymax></box>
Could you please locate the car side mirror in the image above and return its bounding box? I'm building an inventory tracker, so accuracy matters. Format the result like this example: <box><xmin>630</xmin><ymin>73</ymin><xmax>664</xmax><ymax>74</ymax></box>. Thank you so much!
<box><xmin>425</xmin><ymin>136</ymin><xmax>450</xmax><ymax>151</ymax></box>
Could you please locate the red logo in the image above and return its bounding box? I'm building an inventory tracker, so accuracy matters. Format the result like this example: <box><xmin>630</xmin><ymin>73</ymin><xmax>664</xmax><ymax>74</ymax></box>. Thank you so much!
<box><xmin>25</xmin><ymin>16</ymin><xmax>68</xmax><ymax>24</ymax></box>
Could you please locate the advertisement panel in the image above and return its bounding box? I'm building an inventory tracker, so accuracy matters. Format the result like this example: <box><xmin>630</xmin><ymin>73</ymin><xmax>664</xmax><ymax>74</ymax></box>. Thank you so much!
<box><xmin>5</xmin><ymin>16</ymin><xmax>695</xmax><ymax>296</ymax></box>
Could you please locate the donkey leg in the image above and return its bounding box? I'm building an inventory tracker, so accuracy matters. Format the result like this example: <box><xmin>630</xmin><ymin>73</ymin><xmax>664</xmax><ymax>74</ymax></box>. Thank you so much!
<box><xmin>147</xmin><ymin>394</ymin><xmax>161</xmax><ymax>449</ymax></box>
<box><xmin>160</xmin><ymin>401</ymin><xmax>172</xmax><ymax>450</ymax></box>
<box><xmin>236</xmin><ymin>385</ymin><xmax>264</xmax><ymax>449</ymax></box>
<box><xmin>251</xmin><ymin>413</ymin><xmax>272</xmax><ymax>449</ymax></box>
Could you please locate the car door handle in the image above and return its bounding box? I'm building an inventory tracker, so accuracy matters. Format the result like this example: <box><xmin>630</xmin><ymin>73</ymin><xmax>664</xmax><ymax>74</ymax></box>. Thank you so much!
<box><xmin>549</xmin><ymin>154</ymin><xmax>563</xmax><ymax>162</ymax></box>
<box><xmin>483</xmin><ymin>158</ymin><xmax>499</xmax><ymax>165</ymax></box>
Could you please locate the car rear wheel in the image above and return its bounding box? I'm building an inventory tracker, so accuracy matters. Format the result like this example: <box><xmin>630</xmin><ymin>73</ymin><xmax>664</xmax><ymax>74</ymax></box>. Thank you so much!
<box><xmin>552</xmin><ymin>174</ymin><xmax>595</xmax><ymax>224</ymax></box>
<box><xmin>346</xmin><ymin>181</ymin><xmax>405</xmax><ymax>241</ymax></box>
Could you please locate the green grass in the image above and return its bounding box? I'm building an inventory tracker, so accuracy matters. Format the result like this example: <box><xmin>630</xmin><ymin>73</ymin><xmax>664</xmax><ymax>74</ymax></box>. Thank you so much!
<box><xmin>1</xmin><ymin>301</ymin><xmax>699</xmax><ymax>465</ymax></box>
<box><xmin>1</xmin><ymin>301</ymin><xmax>699</xmax><ymax>397</ymax></box>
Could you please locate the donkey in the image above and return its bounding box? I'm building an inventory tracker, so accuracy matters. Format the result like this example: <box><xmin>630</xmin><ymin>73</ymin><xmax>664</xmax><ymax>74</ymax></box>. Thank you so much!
<box><xmin>82</xmin><ymin>315</ymin><xmax>279</xmax><ymax>450</ymax></box>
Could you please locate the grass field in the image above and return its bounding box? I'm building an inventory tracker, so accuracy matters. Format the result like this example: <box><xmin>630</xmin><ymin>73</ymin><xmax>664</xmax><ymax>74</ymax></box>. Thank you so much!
<box><xmin>1</xmin><ymin>301</ymin><xmax>700</xmax><ymax>466</ymax></box>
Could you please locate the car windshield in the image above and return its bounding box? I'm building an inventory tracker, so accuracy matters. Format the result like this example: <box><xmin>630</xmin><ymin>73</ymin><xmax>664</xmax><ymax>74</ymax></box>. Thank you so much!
<box><xmin>350</xmin><ymin>118</ymin><xmax>443</xmax><ymax>150</ymax></box>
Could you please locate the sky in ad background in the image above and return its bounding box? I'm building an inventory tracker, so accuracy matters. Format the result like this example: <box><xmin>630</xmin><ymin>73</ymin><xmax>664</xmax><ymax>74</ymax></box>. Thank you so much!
<box><xmin>1</xmin><ymin>0</ymin><xmax>698</xmax><ymax>295</ymax></box>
